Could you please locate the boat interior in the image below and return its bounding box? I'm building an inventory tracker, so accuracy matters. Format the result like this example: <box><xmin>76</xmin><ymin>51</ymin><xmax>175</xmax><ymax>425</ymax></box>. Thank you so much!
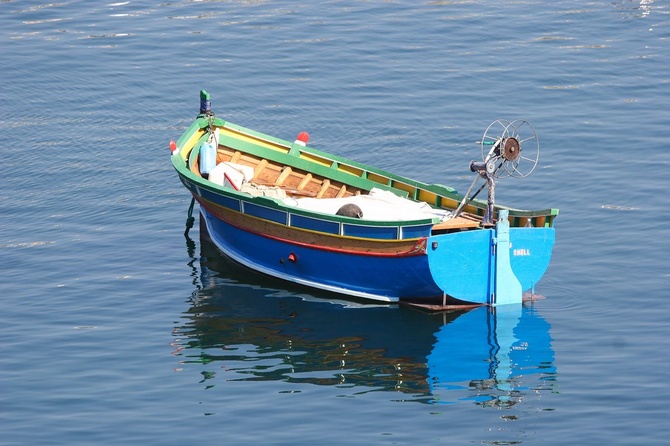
<box><xmin>184</xmin><ymin>123</ymin><xmax>557</xmax><ymax>232</ymax></box>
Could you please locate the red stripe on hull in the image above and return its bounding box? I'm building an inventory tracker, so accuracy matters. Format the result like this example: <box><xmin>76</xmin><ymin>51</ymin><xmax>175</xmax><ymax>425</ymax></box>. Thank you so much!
<box><xmin>197</xmin><ymin>197</ymin><xmax>427</xmax><ymax>258</ymax></box>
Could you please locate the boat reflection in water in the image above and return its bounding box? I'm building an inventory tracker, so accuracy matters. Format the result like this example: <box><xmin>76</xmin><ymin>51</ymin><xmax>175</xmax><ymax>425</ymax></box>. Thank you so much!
<box><xmin>174</xmin><ymin>232</ymin><xmax>557</xmax><ymax>406</ymax></box>
<box><xmin>427</xmin><ymin>304</ymin><xmax>555</xmax><ymax>406</ymax></box>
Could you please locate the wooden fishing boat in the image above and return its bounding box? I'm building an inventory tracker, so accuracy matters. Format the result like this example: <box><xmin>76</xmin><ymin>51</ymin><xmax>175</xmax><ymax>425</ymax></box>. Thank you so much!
<box><xmin>171</xmin><ymin>90</ymin><xmax>558</xmax><ymax>308</ymax></box>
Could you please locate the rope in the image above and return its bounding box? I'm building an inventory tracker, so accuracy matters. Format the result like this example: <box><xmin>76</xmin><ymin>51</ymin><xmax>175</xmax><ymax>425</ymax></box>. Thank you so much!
<box><xmin>184</xmin><ymin>197</ymin><xmax>196</xmax><ymax>236</ymax></box>
<box><xmin>452</xmin><ymin>175</ymin><xmax>480</xmax><ymax>218</ymax></box>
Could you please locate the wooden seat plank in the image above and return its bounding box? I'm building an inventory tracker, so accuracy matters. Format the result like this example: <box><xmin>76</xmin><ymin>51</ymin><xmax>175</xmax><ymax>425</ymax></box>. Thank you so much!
<box><xmin>431</xmin><ymin>215</ymin><xmax>481</xmax><ymax>231</ymax></box>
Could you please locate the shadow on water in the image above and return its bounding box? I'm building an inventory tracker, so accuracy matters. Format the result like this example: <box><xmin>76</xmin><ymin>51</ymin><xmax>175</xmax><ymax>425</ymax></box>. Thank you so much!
<box><xmin>173</xmin><ymin>230</ymin><xmax>557</xmax><ymax>406</ymax></box>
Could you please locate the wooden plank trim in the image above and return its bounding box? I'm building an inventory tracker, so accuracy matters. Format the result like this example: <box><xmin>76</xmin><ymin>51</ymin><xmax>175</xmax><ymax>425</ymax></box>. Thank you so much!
<box><xmin>253</xmin><ymin>159</ymin><xmax>268</xmax><ymax>181</ymax></box>
<box><xmin>316</xmin><ymin>179</ymin><xmax>331</xmax><ymax>198</ymax></box>
<box><xmin>297</xmin><ymin>173</ymin><xmax>313</xmax><ymax>191</ymax></box>
<box><xmin>431</xmin><ymin>215</ymin><xmax>482</xmax><ymax>231</ymax></box>
<box><xmin>276</xmin><ymin>166</ymin><xmax>292</xmax><ymax>186</ymax></box>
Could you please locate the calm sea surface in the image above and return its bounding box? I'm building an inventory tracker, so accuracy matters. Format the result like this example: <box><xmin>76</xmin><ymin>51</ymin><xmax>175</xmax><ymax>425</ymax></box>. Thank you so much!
<box><xmin>2</xmin><ymin>1</ymin><xmax>669</xmax><ymax>444</ymax></box>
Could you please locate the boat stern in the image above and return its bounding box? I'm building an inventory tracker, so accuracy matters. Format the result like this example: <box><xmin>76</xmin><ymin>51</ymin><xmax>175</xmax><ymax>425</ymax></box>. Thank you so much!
<box><xmin>427</xmin><ymin>210</ymin><xmax>555</xmax><ymax>306</ymax></box>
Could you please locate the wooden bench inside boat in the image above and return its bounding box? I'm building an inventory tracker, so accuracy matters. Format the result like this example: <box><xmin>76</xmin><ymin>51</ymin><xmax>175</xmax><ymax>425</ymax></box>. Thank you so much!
<box><xmin>430</xmin><ymin>213</ymin><xmax>482</xmax><ymax>232</ymax></box>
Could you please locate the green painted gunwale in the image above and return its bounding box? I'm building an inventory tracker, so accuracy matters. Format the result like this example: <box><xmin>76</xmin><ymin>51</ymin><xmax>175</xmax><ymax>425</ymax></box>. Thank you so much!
<box><xmin>172</xmin><ymin>116</ymin><xmax>559</xmax><ymax>228</ymax></box>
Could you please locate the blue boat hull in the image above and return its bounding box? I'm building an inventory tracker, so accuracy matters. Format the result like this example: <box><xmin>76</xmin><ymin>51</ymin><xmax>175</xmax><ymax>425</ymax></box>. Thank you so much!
<box><xmin>200</xmin><ymin>204</ymin><xmax>555</xmax><ymax>306</ymax></box>
<box><xmin>201</xmin><ymin>207</ymin><xmax>441</xmax><ymax>302</ymax></box>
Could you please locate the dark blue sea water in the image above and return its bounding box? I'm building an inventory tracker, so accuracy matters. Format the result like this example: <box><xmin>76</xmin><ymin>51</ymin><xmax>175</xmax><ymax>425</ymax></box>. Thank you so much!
<box><xmin>2</xmin><ymin>1</ymin><xmax>669</xmax><ymax>444</ymax></box>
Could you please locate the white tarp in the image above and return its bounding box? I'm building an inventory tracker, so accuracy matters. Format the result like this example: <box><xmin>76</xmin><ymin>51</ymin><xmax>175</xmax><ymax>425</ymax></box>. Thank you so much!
<box><xmin>283</xmin><ymin>188</ymin><xmax>448</xmax><ymax>222</ymax></box>
<box><xmin>208</xmin><ymin>162</ymin><xmax>255</xmax><ymax>190</ymax></box>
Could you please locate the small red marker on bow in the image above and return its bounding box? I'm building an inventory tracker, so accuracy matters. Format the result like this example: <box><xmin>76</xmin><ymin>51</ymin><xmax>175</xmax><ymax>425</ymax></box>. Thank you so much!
<box><xmin>294</xmin><ymin>132</ymin><xmax>309</xmax><ymax>146</ymax></box>
<box><xmin>169</xmin><ymin>140</ymin><xmax>178</xmax><ymax>154</ymax></box>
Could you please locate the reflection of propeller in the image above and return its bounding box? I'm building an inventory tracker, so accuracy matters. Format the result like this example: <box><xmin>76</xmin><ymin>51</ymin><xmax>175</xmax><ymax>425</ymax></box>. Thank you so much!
<box><xmin>479</xmin><ymin>119</ymin><xmax>540</xmax><ymax>179</ymax></box>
